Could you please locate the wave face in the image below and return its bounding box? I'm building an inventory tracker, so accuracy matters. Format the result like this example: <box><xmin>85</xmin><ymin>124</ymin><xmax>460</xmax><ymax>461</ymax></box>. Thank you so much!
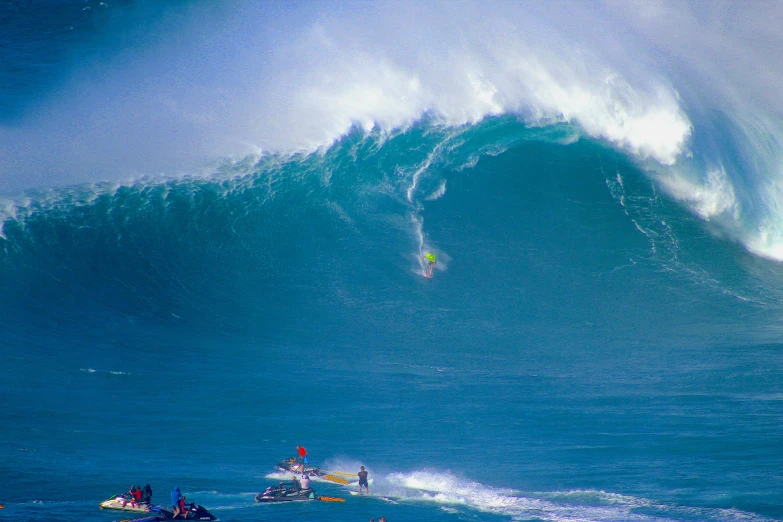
<box><xmin>2</xmin><ymin>2</ymin><xmax>783</xmax><ymax>522</ymax></box>
<box><xmin>3</xmin><ymin>119</ymin><xmax>783</xmax><ymax>522</ymax></box>
<box><xmin>5</xmin><ymin>118</ymin><xmax>783</xmax><ymax>348</ymax></box>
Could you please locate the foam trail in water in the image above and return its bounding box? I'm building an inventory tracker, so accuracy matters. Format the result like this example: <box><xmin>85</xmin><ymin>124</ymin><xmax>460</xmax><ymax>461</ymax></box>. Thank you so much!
<box><xmin>378</xmin><ymin>470</ymin><xmax>775</xmax><ymax>522</ymax></box>
<box><xmin>425</xmin><ymin>180</ymin><xmax>447</xmax><ymax>201</ymax></box>
<box><xmin>410</xmin><ymin>214</ymin><xmax>428</xmax><ymax>276</ymax></box>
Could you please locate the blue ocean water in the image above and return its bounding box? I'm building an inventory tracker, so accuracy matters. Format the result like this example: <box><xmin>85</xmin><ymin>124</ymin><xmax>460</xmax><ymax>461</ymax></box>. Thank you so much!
<box><xmin>2</xmin><ymin>2</ymin><xmax>783</xmax><ymax>522</ymax></box>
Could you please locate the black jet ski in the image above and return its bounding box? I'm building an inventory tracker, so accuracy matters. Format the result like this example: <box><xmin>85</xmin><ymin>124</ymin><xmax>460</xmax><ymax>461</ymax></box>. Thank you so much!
<box><xmin>125</xmin><ymin>503</ymin><xmax>217</xmax><ymax>521</ymax></box>
<box><xmin>255</xmin><ymin>483</ymin><xmax>318</xmax><ymax>503</ymax></box>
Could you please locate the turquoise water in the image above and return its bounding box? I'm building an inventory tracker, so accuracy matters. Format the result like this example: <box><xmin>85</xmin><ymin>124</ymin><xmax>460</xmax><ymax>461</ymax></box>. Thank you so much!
<box><xmin>2</xmin><ymin>2</ymin><xmax>783</xmax><ymax>522</ymax></box>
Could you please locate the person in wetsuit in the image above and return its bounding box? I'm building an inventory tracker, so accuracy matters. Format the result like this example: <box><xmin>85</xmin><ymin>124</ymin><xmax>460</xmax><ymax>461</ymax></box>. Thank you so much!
<box><xmin>140</xmin><ymin>484</ymin><xmax>152</xmax><ymax>504</ymax></box>
<box><xmin>289</xmin><ymin>476</ymin><xmax>301</xmax><ymax>495</ymax></box>
<box><xmin>178</xmin><ymin>495</ymin><xmax>188</xmax><ymax>519</ymax></box>
<box><xmin>358</xmin><ymin>466</ymin><xmax>369</xmax><ymax>495</ymax></box>
<box><xmin>171</xmin><ymin>487</ymin><xmax>183</xmax><ymax>518</ymax></box>
<box><xmin>121</xmin><ymin>485</ymin><xmax>137</xmax><ymax>508</ymax></box>
<box><xmin>423</xmin><ymin>252</ymin><xmax>437</xmax><ymax>278</ymax></box>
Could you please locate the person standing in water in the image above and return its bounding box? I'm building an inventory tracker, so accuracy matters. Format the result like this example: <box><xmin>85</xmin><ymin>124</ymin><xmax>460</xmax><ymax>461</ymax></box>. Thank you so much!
<box><xmin>423</xmin><ymin>252</ymin><xmax>436</xmax><ymax>278</ymax></box>
<box><xmin>358</xmin><ymin>466</ymin><xmax>369</xmax><ymax>495</ymax></box>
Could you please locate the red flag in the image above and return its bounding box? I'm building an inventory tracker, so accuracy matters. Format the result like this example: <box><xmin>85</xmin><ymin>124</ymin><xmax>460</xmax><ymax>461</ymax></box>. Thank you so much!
<box><xmin>297</xmin><ymin>446</ymin><xmax>307</xmax><ymax>457</ymax></box>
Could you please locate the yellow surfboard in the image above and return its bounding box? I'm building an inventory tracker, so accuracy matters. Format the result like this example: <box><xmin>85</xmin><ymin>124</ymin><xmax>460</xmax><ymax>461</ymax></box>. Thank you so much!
<box><xmin>323</xmin><ymin>474</ymin><xmax>350</xmax><ymax>485</ymax></box>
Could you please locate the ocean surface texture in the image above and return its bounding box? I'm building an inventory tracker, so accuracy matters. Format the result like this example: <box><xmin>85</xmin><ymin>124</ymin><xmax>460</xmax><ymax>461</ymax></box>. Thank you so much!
<box><xmin>2</xmin><ymin>2</ymin><xmax>782</xmax><ymax>522</ymax></box>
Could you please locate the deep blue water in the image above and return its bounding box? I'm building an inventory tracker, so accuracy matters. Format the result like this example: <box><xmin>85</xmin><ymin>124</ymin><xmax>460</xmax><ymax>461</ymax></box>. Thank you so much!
<box><xmin>2</xmin><ymin>2</ymin><xmax>783</xmax><ymax>522</ymax></box>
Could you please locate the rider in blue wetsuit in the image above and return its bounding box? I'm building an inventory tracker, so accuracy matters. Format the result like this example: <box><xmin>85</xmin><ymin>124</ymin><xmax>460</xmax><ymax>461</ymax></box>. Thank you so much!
<box><xmin>171</xmin><ymin>487</ymin><xmax>183</xmax><ymax>518</ymax></box>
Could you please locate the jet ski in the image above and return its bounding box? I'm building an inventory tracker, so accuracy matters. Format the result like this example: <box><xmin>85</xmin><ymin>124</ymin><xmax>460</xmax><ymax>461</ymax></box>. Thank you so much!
<box><xmin>124</xmin><ymin>503</ymin><xmax>218</xmax><ymax>521</ymax></box>
<box><xmin>255</xmin><ymin>483</ymin><xmax>318</xmax><ymax>503</ymax></box>
<box><xmin>274</xmin><ymin>458</ymin><xmax>350</xmax><ymax>485</ymax></box>
<box><xmin>99</xmin><ymin>495</ymin><xmax>152</xmax><ymax>512</ymax></box>
<box><xmin>275</xmin><ymin>458</ymin><xmax>324</xmax><ymax>477</ymax></box>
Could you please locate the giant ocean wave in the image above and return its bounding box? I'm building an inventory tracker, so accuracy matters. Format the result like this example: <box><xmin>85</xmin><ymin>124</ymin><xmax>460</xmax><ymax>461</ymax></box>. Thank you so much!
<box><xmin>3</xmin><ymin>5</ymin><xmax>783</xmax><ymax>521</ymax></box>
<box><xmin>4</xmin><ymin>116</ymin><xmax>783</xmax><ymax>353</ymax></box>
<box><xmin>2</xmin><ymin>1</ymin><xmax>783</xmax><ymax>263</ymax></box>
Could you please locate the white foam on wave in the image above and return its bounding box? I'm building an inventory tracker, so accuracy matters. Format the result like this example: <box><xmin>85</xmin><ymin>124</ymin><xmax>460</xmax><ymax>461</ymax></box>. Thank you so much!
<box><xmin>425</xmin><ymin>180</ymin><xmax>447</xmax><ymax>201</ymax></box>
<box><xmin>382</xmin><ymin>470</ymin><xmax>659</xmax><ymax>521</ymax></box>
<box><xmin>656</xmin><ymin>166</ymin><xmax>739</xmax><ymax>222</ymax></box>
<box><xmin>0</xmin><ymin>0</ymin><xmax>693</xmax><ymax>196</ymax></box>
<box><xmin>266</xmin><ymin>2</ymin><xmax>692</xmax><ymax>168</ymax></box>
<box><xmin>6</xmin><ymin>1</ymin><xmax>783</xmax><ymax>264</ymax></box>
<box><xmin>653</xmin><ymin>143</ymin><xmax>783</xmax><ymax>262</ymax></box>
<box><xmin>380</xmin><ymin>470</ymin><xmax>773</xmax><ymax>522</ymax></box>
<box><xmin>409</xmin><ymin>177</ymin><xmax>451</xmax><ymax>277</ymax></box>
<box><xmin>80</xmin><ymin>367</ymin><xmax>129</xmax><ymax>375</ymax></box>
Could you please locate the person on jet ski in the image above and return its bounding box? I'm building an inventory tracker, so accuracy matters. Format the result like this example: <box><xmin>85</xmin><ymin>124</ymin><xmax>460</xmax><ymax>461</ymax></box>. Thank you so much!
<box><xmin>262</xmin><ymin>482</ymin><xmax>285</xmax><ymax>497</ymax></box>
<box><xmin>289</xmin><ymin>476</ymin><xmax>301</xmax><ymax>494</ymax></box>
<box><xmin>171</xmin><ymin>487</ymin><xmax>183</xmax><ymax>518</ymax></box>
<box><xmin>140</xmin><ymin>484</ymin><xmax>152</xmax><ymax>504</ymax></box>
<box><xmin>300</xmin><ymin>474</ymin><xmax>311</xmax><ymax>490</ymax></box>
<box><xmin>178</xmin><ymin>495</ymin><xmax>188</xmax><ymax>519</ymax></box>
<box><xmin>121</xmin><ymin>485</ymin><xmax>138</xmax><ymax>508</ymax></box>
